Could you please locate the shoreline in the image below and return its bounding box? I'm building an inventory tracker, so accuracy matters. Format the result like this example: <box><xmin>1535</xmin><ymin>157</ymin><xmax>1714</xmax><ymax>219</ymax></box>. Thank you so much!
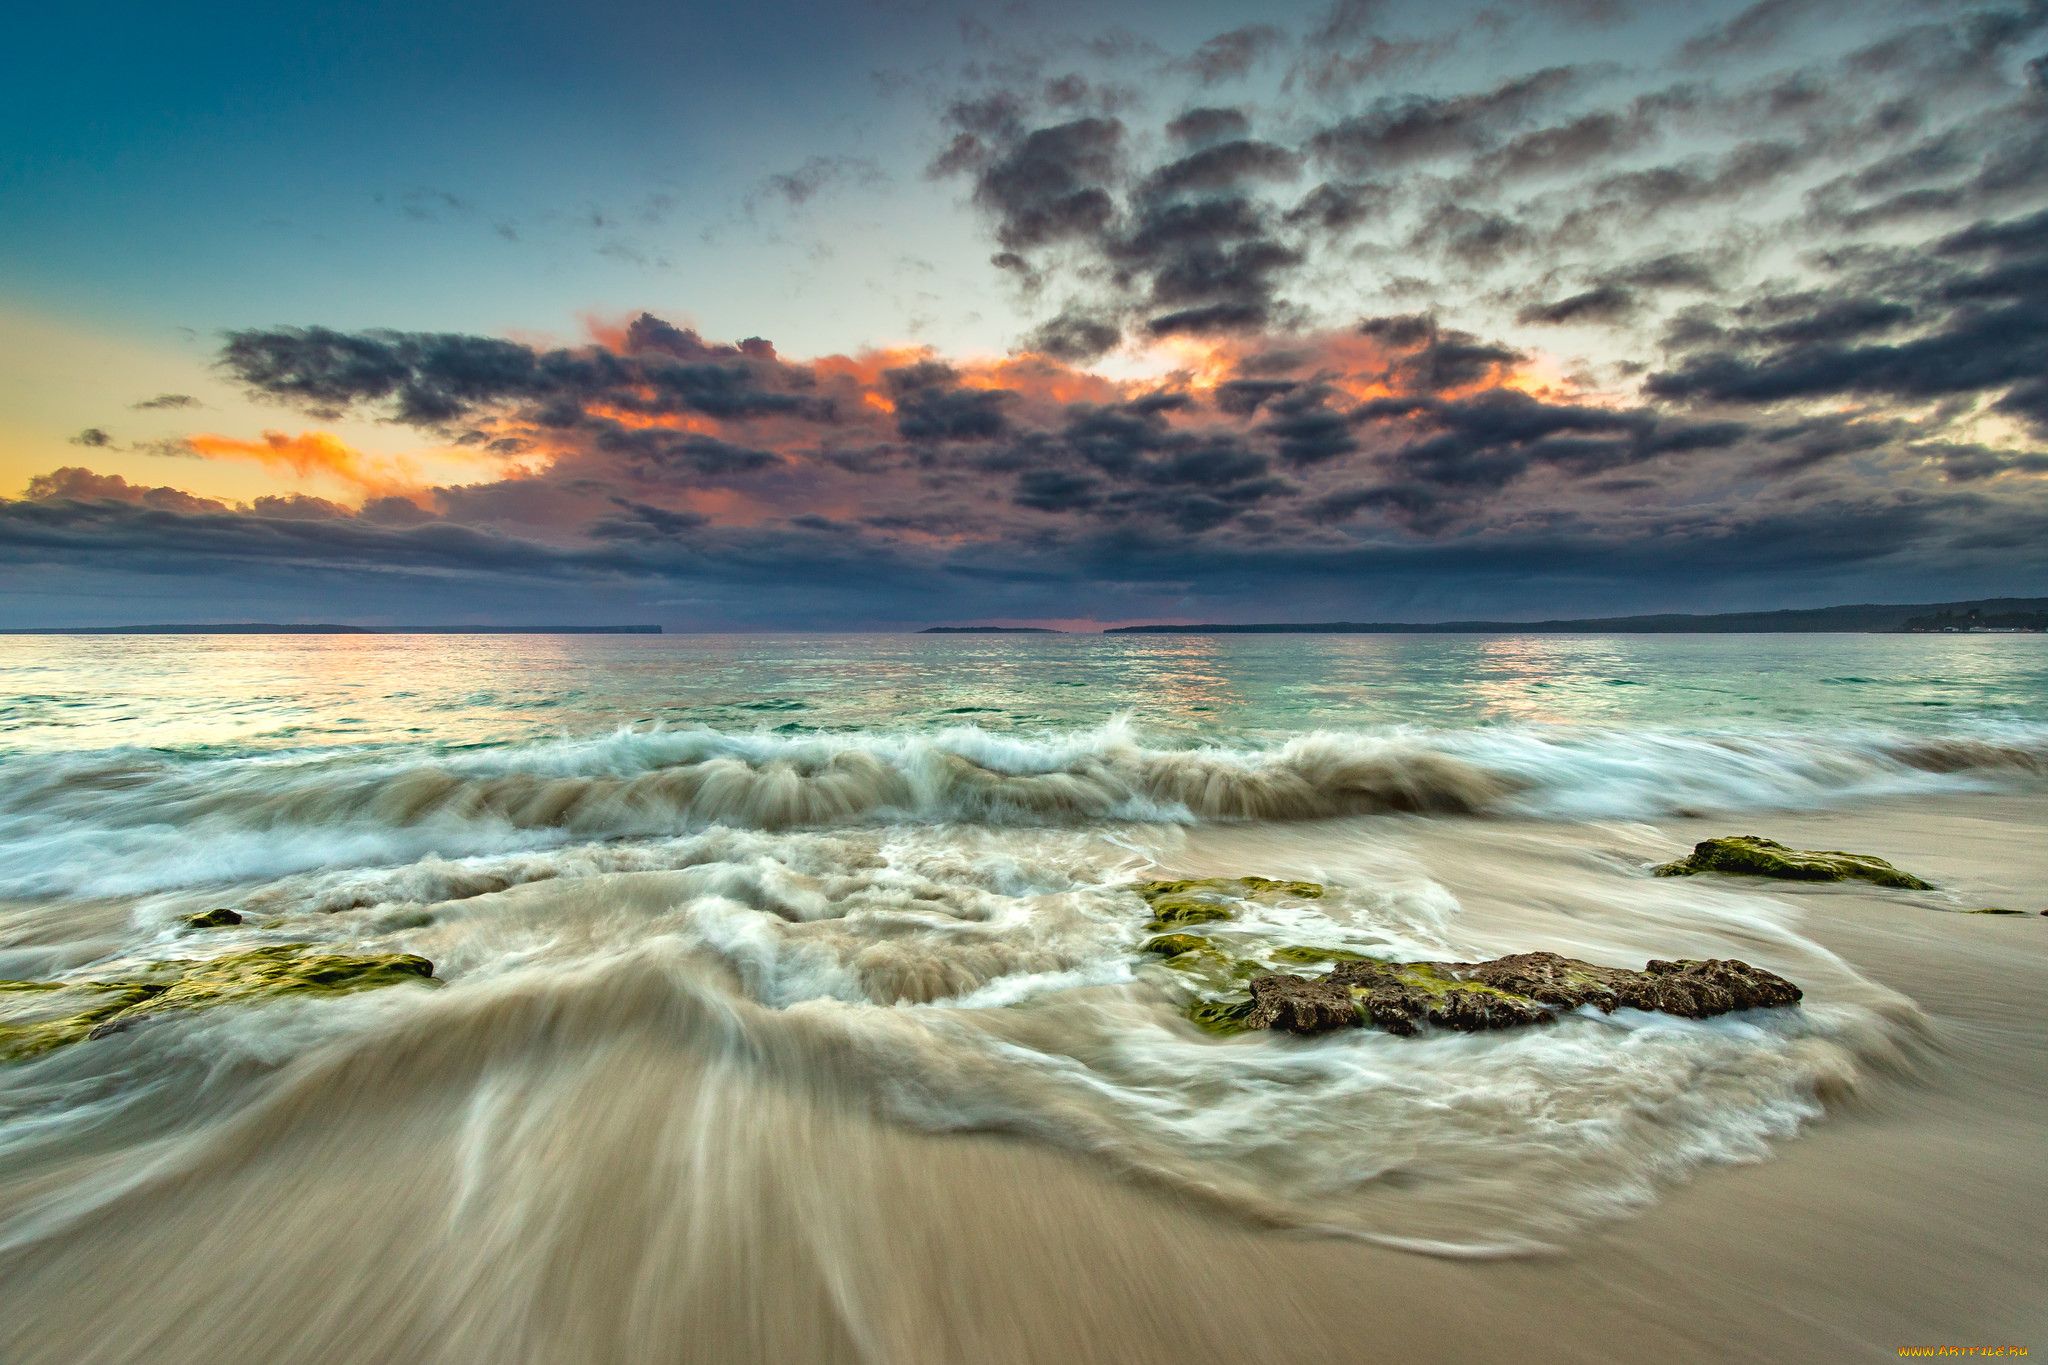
<box><xmin>1</xmin><ymin>792</ymin><xmax>2043</xmax><ymax>1362</ymax></box>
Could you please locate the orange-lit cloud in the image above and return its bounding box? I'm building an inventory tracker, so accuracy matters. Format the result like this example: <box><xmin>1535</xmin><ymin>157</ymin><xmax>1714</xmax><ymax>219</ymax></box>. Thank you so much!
<box><xmin>183</xmin><ymin>430</ymin><xmax>432</xmax><ymax>504</ymax></box>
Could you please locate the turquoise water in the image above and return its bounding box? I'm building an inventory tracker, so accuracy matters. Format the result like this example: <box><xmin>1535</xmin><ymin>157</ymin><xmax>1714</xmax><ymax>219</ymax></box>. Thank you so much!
<box><xmin>2</xmin><ymin>632</ymin><xmax>2043</xmax><ymax>754</ymax></box>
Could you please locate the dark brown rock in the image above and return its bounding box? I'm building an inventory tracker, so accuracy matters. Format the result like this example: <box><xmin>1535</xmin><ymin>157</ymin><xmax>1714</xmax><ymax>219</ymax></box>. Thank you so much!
<box><xmin>1326</xmin><ymin>959</ymin><xmax>1556</xmax><ymax>1035</ymax></box>
<box><xmin>1244</xmin><ymin>974</ymin><xmax>1359</xmax><ymax>1034</ymax></box>
<box><xmin>1233</xmin><ymin>950</ymin><xmax>1803</xmax><ymax>1037</ymax></box>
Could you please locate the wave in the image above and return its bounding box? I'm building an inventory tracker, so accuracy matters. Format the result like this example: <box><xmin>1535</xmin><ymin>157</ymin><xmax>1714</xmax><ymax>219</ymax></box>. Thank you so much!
<box><xmin>0</xmin><ymin>880</ymin><xmax>1911</xmax><ymax>1258</ymax></box>
<box><xmin>0</xmin><ymin>717</ymin><xmax>2041</xmax><ymax>897</ymax></box>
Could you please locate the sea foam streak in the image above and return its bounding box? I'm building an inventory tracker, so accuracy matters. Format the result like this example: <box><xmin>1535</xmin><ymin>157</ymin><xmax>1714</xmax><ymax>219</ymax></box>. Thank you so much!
<box><xmin>0</xmin><ymin>818</ymin><xmax>1909</xmax><ymax>1254</ymax></box>
<box><xmin>0</xmin><ymin>717</ymin><xmax>2040</xmax><ymax>898</ymax></box>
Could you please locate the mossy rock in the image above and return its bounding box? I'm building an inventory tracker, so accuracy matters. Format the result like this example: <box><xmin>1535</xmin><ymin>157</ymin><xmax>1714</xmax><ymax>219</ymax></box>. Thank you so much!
<box><xmin>182</xmin><ymin>908</ymin><xmax>242</xmax><ymax>929</ymax></box>
<box><xmin>1236</xmin><ymin>877</ymin><xmax>1325</xmax><ymax>900</ymax></box>
<box><xmin>1141</xmin><ymin>933</ymin><xmax>1213</xmax><ymax>956</ymax></box>
<box><xmin>1244</xmin><ymin>951</ymin><xmax>1803</xmax><ymax>1037</ymax></box>
<box><xmin>1653</xmin><ymin>835</ymin><xmax>1933</xmax><ymax>890</ymax></box>
<box><xmin>1271</xmin><ymin>945</ymin><xmax>1371</xmax><ymax>965</ymax></box>
<box><xmin>1133</xmin><ymin>875</ymin><xmax>1326</xmax><ymax>932</ymax></box>
<box><xmin>1143</xmin><ymin>937</ymin><xmax>1382</xmax><ymax>1035</ymax></box>
<box><xmin>0</xmin><ymin>945</ymin><xmax>436</xmax><ymax>1062</ymax></box>
<box><xmin>1133</xmin><ymin>876</ymin><xmax>1324</xmax><ymax>903</ymax></box>
<box><xmin>1145</xmin><ymin>898</ymin><xmax>1237</xmax><ymax>930</ymax></box>
<box><xmin>1184</xmin><ymin>995</ymin><xmax>1259</xmax><ymax>1034</ymax></box>
<box><xmin>1966</xmin><ymin>907</ymin><xmax>2027</xmax><ymax>915</ymax></box>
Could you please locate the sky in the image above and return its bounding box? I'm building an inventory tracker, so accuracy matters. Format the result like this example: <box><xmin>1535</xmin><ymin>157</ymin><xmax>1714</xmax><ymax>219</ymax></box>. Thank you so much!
<box><xmin>3</xmin><ymin>0</ymin><xmax>2047</xmax><ymax>629</ymax></box>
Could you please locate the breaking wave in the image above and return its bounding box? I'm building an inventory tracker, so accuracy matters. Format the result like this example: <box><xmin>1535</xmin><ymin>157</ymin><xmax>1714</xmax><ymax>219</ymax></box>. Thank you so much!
<box><xmin>0</xmin><ymin>716</ymin><xmax>2041</xmax><ymax>898</ymax></box>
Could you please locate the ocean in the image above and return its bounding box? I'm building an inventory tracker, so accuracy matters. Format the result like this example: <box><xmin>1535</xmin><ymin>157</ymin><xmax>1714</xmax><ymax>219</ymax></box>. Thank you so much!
<box><xmin>0</xmin><ymin>632</ymin><xmax>2044</xmax><ymax>1353</ymax></box>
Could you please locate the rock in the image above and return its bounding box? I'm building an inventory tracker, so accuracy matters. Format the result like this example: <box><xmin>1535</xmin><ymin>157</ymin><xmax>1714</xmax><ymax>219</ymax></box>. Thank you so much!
<box><xmin>1967</xmin><ymin>907</ymin><xmax>2027</xmax><ymax>915</ymax></box>
<box><xmin>1653</xmin><ymin>835</ymin><xmax>1933</xmax><ymax>889</ymax></box>
<box><xmin>1322</xmin><ymin>959</ymin><xmax>1555</xmax><ymax>1035</ymax></box>
<box><xmin>1232</xmin><ymin>951</ymin><xmax>1801</xmax><ymax>1038</ymax></box>
<box><xmin>1131</xmin><ymin>875</ymin><xmax>1325</xmax><ymax>932</ymax></box>
<box><xmin>1245</xmin><ymin>975</ymin><xmax>1359</xmax><ymax>1033</ymax></box>
<box><xmin>1141</xmin><ymin>933</ymin><xmax>1213</xmax><ymax>956</ymax></box>
<box><xmin>182</xmin><ymin>908</ymin><xmax>242</xmax><ymax>928</ymax></box>
<box><xmin>0</xmin><ymin>946</ymin><xmax>437</xmax><ymax>1062</ymax></box>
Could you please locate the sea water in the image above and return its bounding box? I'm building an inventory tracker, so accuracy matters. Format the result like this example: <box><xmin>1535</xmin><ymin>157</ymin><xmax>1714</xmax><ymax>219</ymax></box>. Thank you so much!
<box><xmin>0</xmin><ymin>631</ymin><xmax>2041</xmax><ymax>1260</ymax></box>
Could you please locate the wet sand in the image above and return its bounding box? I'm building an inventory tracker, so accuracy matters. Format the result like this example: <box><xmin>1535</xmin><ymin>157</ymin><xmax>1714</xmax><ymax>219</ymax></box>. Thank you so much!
<box><xmin>2</xmin><ymin>793</ymin><xmax>2043</xmax><ymax>1363</ymax></box>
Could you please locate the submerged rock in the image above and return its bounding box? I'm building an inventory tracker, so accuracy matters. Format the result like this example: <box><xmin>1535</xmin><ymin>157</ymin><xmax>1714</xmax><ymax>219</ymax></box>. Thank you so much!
<box><xmin>0</xmin><ymin>945</ymin><xmax>436</xmax><ymax>1062</ymax></box>
<box><xmin>1653</xmin><ymin>835</ymin><xmax>1933</xmax><ymax>890</ymax></box>
<box><xmin>1140</xmin><ymin>933</ymin><xmax>1214</xmax><ymax>956</ymax></box>
<box><xmin>182</xmin><ymin>908</ymin><xmax>242</xmax><ymax>929</ymax></box>
<box><xmin>1131</xmin><ymin>875</ymin><xmax>1325</xmax><ymax>931</ymax></box>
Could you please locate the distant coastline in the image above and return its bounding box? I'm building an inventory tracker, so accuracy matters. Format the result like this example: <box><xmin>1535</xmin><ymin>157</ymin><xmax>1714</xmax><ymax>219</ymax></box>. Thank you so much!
<box><xmin>0</xmin><ymin>624</ymin><xmax>664</xmax><ymax>635</ymax></box>
<box><xmin>919</xmin><ymin>626</ymin><xmax>1064</xmax><ymax>634</ymax></box>
<box><xmin>1103</xmin><ymin>598</ymin><xmax>2048</xmax><ymax>635</ymax></box>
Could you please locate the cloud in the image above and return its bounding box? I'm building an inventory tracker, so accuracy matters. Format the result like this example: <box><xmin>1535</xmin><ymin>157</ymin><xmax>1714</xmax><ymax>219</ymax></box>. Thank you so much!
<box><xmin>1174</xmin><ymin>25</ymin><xmax>1285</xmax><ymax>84</ymax></box>
<box><xmin>132</xmin><ymin>393</ymin><xmax>198</xmax><ymax>410</ymax></box>
<box><xmin>183</xmin><ymin>430</ymin><xmax>431</xmax><ymax>503</ymax></box>
<box><xmin>1307</xmin><ymin>67</ymin><xmax>1585</xmax><ymax>171</ymax></box>
<box><xmin>22</xmin><ymin>4</ymin><xmax>2048</xmax><ymax>625</ymax></box>
<box><xmin>25</xmin><ymin>466</ymin><xmax>226</xmax><ymax>514</ymax></box>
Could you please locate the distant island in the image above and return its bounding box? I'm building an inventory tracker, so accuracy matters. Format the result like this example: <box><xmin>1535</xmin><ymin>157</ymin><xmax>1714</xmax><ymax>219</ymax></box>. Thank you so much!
<box><xmin>0</xmin><ymin>624</ymin><xmax>664</xmax><ymax>635</ymax></box>
<box><xmin>919</xmin><ymin>626</ymin><xmax>1064</xmax><ymax>634</ymax></box>
<box><xmin>1105</xmin><ymin>598</ymin><xmax>2048</xmax><ymax>635</ymax></box>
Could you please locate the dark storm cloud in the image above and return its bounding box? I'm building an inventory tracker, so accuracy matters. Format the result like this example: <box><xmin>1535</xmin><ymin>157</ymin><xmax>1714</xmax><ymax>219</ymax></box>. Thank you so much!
<box><xmin>1350</xmin><ymin>389</ymin><xmax>1750</xmax><ymax>506</ymax></box>
<box><xmin>1257</xmin><ymin>386</ymin><xmax>1359</xmax><ymax>465</ymax></box>
<box><xmin>1646</xmin><ymin>205</ymin><xmax>2048</xmax><ymax>429</ymax></box>
<box><xmin>222</xmin><ymin>316</ymin><xmax>827</xmax><ymax>429</ymax></box>
<box><xmin>1024</xmin><ymin>310</ymin><xmax>1124</xmax><ymax>361</ymax></box>
<box><xmin>885</xmin><ymin>362</ymin><xmax>1015</xmax><ymax>440</ymax></box>
<box><xmin>590</xmin><ymin>426</ymin><xmax>784</xmax><ymax>478</ymax></box>
<box><xmin>963</xmin><ymin>117</ymin><xmax>1124</xmax><ymax>251</ymax></box>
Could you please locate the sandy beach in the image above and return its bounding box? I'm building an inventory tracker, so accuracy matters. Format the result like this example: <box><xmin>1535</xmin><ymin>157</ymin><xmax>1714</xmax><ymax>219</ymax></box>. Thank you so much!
<box><xmin>2</xmin><ymin>790</ymin><xmax>2041</xmax><ymax>1364</ymax></box>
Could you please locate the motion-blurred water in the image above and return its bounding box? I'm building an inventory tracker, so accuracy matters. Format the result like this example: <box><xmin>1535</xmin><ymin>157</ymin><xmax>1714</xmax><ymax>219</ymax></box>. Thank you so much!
<box><xmin>0</xmin><ymin>632</ymin><xmax>2040</xmax><ymax>1359</ymax></box>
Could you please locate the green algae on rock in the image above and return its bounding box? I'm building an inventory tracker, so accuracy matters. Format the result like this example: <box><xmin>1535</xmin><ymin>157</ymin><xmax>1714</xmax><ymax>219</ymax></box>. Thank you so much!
<box><xmin>1966</xmin><ymin>907</ymin><xmax>2027</xmax><ymax>915</ymax></box>
<box><xmin>182</xmin><ymin>908</ymin><xmax>242</xmax><ymax>929</ymax></box>
<box><xmin>0</xmin><ymin>945</ymin><xmax>437</xmax><ymax>1062</ymax></box>
<box><xmin>1653</xmin><ymin>835</ymin><xmax>1934</xmax><ymax>889</ymax></box>
<box><xmin>1140</xmin><ymin>933</ymin><xmax>1213</xmax><ymax>956</ymax></box>
<box><xmin>1149</xmin><ymin>945</ymin><xmax>1803</xmax><ymax>1038</ymax></box>
<box><xmin>1131</xmin><ymin>875</ymin><xmax>1326</xmax><ymax>931</ymax></box>
<box><xmin>1244</xmin><ymin>951</ymin><xmax>1804</xmax><ymax>1037</ymax></box>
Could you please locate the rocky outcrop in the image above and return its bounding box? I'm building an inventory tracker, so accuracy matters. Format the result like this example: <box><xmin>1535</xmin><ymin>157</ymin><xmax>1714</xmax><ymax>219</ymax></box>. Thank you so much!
<box><xmin>1150</xmin><ymin>938</ymin><xmax>1802</xmax><ymax>1037</ymax></box>
<box><xmin>182</xmin><ymin>908</ymin><xmax>242</xmax><ymax>928</ymax></box>
<box><xmin>1654</xmin><ymin>835</ymin><xmax>1932</xmax><ymax>889</ymax></box>
<box><xmin>1307</xmin><ymin>951</ymin><xmax>1801</xmax><ymax>1036</ymax></box>
<box><xmin>0</xmin><ymin>945</ymin><xmax>437</xmax><ymax>1061</ymax></box>
<box><xmin>1131</xmin><ymin>872</ymin><xmax>1804</xmax><ymax>1037</ymax></box>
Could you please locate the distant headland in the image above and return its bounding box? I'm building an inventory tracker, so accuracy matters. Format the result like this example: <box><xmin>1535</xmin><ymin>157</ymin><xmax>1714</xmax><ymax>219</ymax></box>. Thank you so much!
<box><xmin>1104</xmin><ymin>598</ymin><xmax>2048</xmax><ymax>635</ymax></box>
<box><xmin>0</xmin><ymin>624</ymin><xmax>664</xmax><ymax>635</ymax></box>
